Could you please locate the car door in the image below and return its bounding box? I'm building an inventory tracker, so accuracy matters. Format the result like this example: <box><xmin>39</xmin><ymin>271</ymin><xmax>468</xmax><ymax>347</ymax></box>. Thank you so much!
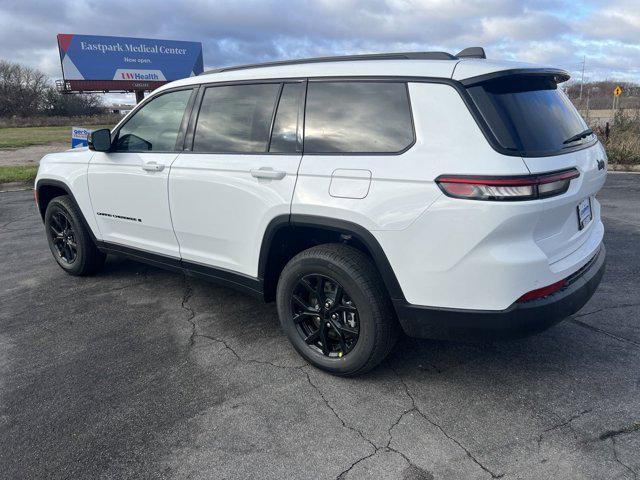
<box><xmin>88</xmin><ymin>88</ymin><xmax>195</xmax><ymax>258</ymax></box>
<box><xmin>169</xmin><ymin>81</ymin><xmax>305</xmax><ymax>277</ymax></box>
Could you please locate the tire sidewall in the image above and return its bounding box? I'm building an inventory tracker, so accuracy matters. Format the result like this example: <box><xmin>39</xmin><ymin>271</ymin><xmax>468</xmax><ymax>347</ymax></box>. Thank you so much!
<box><xmin>277</xmin><ymin>254</ymin><xmax>379</xmax><ymax>375</ymax></box>
<box><xmin>45</xmin><ymin>199</ymin><xmax>86</xmax><ymax>275</ymax></box>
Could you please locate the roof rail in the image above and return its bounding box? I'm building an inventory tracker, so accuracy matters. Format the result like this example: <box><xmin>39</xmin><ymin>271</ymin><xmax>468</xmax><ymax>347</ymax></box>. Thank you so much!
<box><xmin>201</xmin><ymin>51</ymin><xmax>458</xmax><ymax>75</ymax></box>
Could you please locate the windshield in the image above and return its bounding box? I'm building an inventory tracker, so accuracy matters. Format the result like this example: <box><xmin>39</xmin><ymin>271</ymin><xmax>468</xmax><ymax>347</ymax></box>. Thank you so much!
<box><xmin>468</xmin><ymin>76</ymin><xmax>591</xmax><ymax>156</ymax></box>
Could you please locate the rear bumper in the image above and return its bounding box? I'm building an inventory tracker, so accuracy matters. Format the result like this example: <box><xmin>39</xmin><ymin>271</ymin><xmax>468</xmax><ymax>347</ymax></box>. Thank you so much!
<box><xmin>393</xmin><ymin>244</ymin><xmax>606</xmax><ymax>340</ymax></box>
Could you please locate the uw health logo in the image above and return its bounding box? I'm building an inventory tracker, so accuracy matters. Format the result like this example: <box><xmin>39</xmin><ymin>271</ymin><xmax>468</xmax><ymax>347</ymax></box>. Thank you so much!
<box><xmin>113</xmin><ymin>69</ymin><xmax>166</xmax><ymax>81</ymax></box>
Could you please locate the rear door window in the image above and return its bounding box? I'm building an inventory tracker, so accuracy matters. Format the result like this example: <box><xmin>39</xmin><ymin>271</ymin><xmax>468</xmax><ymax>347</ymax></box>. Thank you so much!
<box><xmin>467</xmin><ymin>76</ymin><xmax>592</xmax><ymax>156</ymax></box>
<box><xmin>304</xmin><ymin>82</ymin><xmax>414</xmax><ymax>153</ymax></box>
<box><xmin>193</xmin><ymin>83</ymin><xmax>281</xmax><ymax>153</ymax></box>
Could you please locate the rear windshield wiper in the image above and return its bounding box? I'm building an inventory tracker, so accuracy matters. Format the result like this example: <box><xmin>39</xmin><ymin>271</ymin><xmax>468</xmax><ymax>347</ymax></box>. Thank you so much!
<box><xmin>563</xmin><ymin>128</ymin><xmax>593</xmax><ymax>145</ymax></box>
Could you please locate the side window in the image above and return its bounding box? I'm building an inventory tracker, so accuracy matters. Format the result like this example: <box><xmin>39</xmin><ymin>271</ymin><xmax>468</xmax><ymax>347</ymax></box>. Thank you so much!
<box><xmin>304</xmin><ymin>82</ymin><xmax>414</xmax><ymax>153</ymax></box>
<box><xmin>193</xmin><ymin>83</ymin><xmax>281</xmax><ymax>153</ymax></box>
<box><xmin>114</xmin><ymin>89</ymin><xmax>193</xmax><ymax>152</ymax></box>
<box><xmin>269</xmin><ymin>82</ymin><xmax>304</xmax><ymax>153</ymax></box>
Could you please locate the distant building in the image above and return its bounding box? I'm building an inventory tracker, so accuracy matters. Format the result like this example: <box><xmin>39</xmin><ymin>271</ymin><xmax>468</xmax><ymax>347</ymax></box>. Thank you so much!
<box><xmin>578</xmin><ymin>108</ymin><xmax>640</xmax><ymax>127</ymax></box>
<box><xmin>108</xmin><ymin>104</ymin><xmax>134</xmax><ymax>116</ymax></box>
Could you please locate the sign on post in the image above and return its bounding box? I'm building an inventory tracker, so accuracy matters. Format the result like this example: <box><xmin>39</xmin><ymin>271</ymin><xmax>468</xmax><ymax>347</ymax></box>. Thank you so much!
<box><xmin>71</xmin><ymin>127</ymin><xmax>92</xmax><ymax>148</ymax></box>
<box><xmin>614</xmin><ymin>86</ymin><xmax>622</xmax><ymax>97</ymax></box>
<box><xmin>57</xmin><ymin>34</ymin><xmax>203</xmax><ymax>93</ymax></box>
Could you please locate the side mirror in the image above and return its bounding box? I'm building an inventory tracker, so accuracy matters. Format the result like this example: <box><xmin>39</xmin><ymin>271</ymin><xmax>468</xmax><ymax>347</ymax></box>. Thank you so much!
<box><xmin>88</xmin><ymin>129</ymin><xmax>111</xmax><ymax>152</ymax></box>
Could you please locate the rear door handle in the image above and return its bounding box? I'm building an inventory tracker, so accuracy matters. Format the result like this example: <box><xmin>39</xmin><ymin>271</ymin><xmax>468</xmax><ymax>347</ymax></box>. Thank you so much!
<box><xmin>142</xmin><ymin>161</ymin><xmax>165</xmax><ymax>172</ymax></box>
<box><xmin>250</xmin><ymin>168</ymin><xmax>286</xmax><ymax>180</ymax></box>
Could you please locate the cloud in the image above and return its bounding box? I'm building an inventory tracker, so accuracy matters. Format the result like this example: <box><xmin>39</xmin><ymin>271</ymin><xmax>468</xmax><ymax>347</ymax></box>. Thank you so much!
<box><xmin>0</xmin><ymin>0</ymin><xmax>637</xmax><ymax>91</ymax></box>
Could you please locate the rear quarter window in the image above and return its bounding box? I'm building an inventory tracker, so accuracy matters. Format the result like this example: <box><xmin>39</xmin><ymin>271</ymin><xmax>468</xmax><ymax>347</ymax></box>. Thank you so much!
<box><xmin>304</xmin><ymin>82</ymin><xmax>414</xmax><ymax>154</ymax></box>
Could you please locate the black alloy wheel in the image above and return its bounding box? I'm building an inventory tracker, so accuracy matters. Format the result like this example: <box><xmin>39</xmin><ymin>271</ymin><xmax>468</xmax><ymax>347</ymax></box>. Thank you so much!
<box><xmin>44</xmin><ymin>195</ymin><xmax>106</xmax><ymax>276</ymax></box>
<box><xmin>277</xmin><ymin>243</ymin><xmax>399</xmax><ymax>376</ymax></box>
<box><xmin>291</xmin><ymin>274</ymin><xmax>360</xmax><ymax>358</ymax></box>
<box><xmin>49</xmin><ymin>210</ymin><xmax>78</xmax><ymax>264</ymax></box>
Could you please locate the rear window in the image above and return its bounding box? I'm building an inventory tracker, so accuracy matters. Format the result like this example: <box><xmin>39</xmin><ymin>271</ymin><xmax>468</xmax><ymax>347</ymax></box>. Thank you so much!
<box><xmin>304</xmin><ymin>82</ymin><xmax>414</xmax><ymax>154</ymax></box>
<box><xmin>467</xmin><ymin>76</ymin><xmax>592</xmax><ymax>156</ymax></box>
<box><xmin>193</xmin><ymin>83</ymin><xmax>280</xmax><ymax>153</ymax></box>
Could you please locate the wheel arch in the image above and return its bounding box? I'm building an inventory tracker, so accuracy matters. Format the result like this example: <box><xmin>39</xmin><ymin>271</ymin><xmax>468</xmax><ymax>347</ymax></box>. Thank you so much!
<box><xmin>258</xmin><ymin>214</ymin><xmax>405</xmax><ymax>302</ymax></box>
<box><xmin>35</xmin><ymin>179</ymin><xmax>70</xmax><ymax>219</ymax></box>
<box><xmin>35</xmin><ymin>179</ymin><xmax>99</xmax><ymax>244</ymax></box>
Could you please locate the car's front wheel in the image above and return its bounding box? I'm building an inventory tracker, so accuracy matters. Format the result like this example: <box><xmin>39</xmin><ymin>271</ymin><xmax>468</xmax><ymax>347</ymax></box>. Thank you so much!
<box><xmin>44</xmin><ymin>195</ymin><xmax>106</xmax><ymax>276</ymax></box>
<box><xmin>276</xmin><ymin>244</ymin><xmax>399</xmax><ymax>376</ymax></box>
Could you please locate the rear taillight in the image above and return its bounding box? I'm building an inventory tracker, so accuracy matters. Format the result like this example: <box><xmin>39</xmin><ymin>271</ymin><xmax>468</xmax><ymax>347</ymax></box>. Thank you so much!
<box><xmin>436</xmin><ymin>168</ymin><xmax>580</xmax><ymax>201</ymax></box>
<box><xmin>516</xmin><ymin>279</ymin><xmax>567</xmax><ymax>303</ymax></box>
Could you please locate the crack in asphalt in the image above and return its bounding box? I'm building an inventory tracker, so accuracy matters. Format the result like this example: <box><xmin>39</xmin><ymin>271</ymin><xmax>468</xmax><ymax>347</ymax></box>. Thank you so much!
<box><xmin>180</xmin><ymin>274</ymin><xmax>241</xmax><ymax>359</ymax></box>
<box><xmin>175</xmin><ymin>284</ymin><xmax>425</xmax><ymax>480</ymax></box>
<box><xmin>295</xmin><ymin>368</ymin><xmax>385</xmax><ymax>479</ymax></box>
<box><xmin>610</xmin><ymin>437</ymin><xmax>638</xmax><ymax>480</ymax></box>
<box><xmin>175</xmin><ymin>279</ymin><xmax>502</xmax><ymax>480</ymax></box>
<box><xmin>0</xmin><ymin>216</ymin><xmax>26</xmax><ymax>229</ymax></box>
<box><xmin>569</xmin><ymin>318</ymin><xmax>640</xmax><ymax>349</ymax></box>
<box><xmin>180</xmin><ymin>275</ymin><xmax>197</xmax><ymax>347</ymax></box>
<box><xmin>176</xmin><ymin>274</ymin><xmax>640</xmax><ymax>480</ymax></box>
<box><xmin>536</xmin><ymin>409</ymin><xmax>592</xmax><ymax>452</ymax></box>
<box><xmin>573</xmin><ymin>302</ymin><xmax>640</xmax><ymax>320</ymax></box>
<box><xmin>389</xmin><ymin>365</ymin><xmax>504</xmax><ymax>479</ymax></box>
<box><xmin>176</xmin><ymin>284</ymin><xmax>384</xmax><ymax>479</ymax></box>
<box><xmin>600</xmin><ymin>421</ymin><xmax>640</xmax><ymax>441</ymax></box>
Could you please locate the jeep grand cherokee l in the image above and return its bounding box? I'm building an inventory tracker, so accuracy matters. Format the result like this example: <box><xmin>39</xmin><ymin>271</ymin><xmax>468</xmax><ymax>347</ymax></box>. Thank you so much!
<box><xmin>35</xmin><ymin>48</ymin><xmax>606</xmax><ymax>376</ymax></box>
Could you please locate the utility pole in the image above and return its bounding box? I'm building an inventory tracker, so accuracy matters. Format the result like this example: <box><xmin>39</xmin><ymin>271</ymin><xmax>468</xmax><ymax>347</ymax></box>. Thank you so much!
<box><xmin>579</xmin><ymin>56</ymin><xmax>585</xmax><ymax>102</ymax></box>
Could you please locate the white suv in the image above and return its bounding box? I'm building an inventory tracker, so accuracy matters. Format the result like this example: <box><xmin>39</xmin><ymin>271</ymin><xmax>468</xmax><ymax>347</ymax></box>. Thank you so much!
<box><xmin>35</xmin><ymin>48</ymin><xmax>607</xmax><ymax>376</ymax></box>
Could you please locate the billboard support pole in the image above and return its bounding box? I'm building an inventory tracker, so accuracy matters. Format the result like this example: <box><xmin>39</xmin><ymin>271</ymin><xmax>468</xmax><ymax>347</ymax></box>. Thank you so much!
<box><xmin>135</xmin><ymin>90</ymin><xmax>145</xmax><ymax>104</ymax></box>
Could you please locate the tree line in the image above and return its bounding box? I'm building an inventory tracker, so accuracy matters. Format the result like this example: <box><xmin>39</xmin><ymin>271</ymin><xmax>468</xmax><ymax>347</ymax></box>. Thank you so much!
<box><xmin>0</xmin><ymin>59</ymin><xmax>105</xmax><ymax>117</ymax></box>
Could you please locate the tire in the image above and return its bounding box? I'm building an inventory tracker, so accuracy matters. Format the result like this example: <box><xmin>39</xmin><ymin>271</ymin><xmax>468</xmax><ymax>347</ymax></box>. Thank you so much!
<box><xmin>276</xmin><ymin>243</ymin><xmax>399</xmax><ymax>376</ymax></box>
<box><xmin>44</xmin><ymin>195</ymin><xmax>106</xmax><ymax>276</ymax></box>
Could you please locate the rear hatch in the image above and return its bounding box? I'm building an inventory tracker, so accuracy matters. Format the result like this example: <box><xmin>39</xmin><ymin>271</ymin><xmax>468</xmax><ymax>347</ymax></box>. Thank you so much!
<box><xmin>466</xmin><ymin>73</ymin><xmax>607</xmax><ymax>264</ymax></box>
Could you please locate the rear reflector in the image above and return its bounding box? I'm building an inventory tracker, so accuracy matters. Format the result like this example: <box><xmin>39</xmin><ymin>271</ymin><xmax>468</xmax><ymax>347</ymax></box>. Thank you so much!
<box><xmin>517</xmin><ymin>279</ymin><xmax>567</xmax><ymax>303</ymax></box>
<box><xmin>436</xmin><ymin>168</ymin><xmax>580</xmax><ymax>201</ymax></box>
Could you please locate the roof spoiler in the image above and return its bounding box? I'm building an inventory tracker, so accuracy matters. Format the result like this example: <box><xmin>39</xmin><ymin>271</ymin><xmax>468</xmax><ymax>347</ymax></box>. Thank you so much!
<box><xmin>460</xmin><ymin>68</ymin><xmax>571</xmax><ymax>86</ymax></box>
<box><xmin>456</xmin><ymin>47</ymin><xmax>486</xmax><ymax>59</ymax></box>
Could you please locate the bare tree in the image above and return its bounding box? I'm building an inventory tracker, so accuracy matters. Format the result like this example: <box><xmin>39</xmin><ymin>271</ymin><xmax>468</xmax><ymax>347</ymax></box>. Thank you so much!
<box><xmin>0</xmin><ymin>60</ymin><xmax>49</xmax><ymax>116</ymax></box>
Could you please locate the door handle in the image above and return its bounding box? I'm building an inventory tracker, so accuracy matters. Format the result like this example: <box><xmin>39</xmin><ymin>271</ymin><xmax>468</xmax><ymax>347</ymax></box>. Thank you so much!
<box><xmin>250</xmin><ymin>168</ymin><xmax>286</xmax><ymax>180</ymax></box>
<box><xmin>142</xmin><ymin>161</ymin><xmax>165</xmax><ymax>172</ymax></box>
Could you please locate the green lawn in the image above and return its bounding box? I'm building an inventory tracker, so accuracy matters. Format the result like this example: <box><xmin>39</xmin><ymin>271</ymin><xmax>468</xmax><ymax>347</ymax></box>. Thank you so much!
<box><xmin>0</xmin><ymin>165</ymin><xmax>39</xmax><ymax>183</ymax></box>
<box><xmin>0</xmin><ymin>125</ymin><xmax>111</xmax><ymax>149</ymax></box>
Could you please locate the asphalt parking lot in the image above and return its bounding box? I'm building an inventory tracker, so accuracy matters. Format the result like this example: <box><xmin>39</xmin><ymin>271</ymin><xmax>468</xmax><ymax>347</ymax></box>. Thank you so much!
<box><xmin>1</xmin><ymin>173</ymin><xmax>639</xmax><ymax>480</ymax></box>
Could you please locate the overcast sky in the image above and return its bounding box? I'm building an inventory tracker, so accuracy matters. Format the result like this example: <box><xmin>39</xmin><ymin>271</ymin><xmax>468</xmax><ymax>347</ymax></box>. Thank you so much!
<box><xmin>1</xmin><ymin>0</ymin><xmax>638</xmax><ymax>103</ymax></box>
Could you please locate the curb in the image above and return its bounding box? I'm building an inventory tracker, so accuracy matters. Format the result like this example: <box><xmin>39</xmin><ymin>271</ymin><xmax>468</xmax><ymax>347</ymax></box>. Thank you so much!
<box><xmin>0</xmin><ymin>181</ymin><xmax>33</xmax><ymax>193</ymax></box>
<box><xmin>608</xmin><ymin>164</ymin><xmax>640</xmax><ymax>172</ymax></box>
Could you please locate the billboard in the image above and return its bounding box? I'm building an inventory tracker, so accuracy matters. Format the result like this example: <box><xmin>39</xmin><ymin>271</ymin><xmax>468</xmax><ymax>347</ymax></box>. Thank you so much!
<box><xmin>57</xmin><ymin>34</ymin><xmax>203</xmax><ymax>92</ymax></box>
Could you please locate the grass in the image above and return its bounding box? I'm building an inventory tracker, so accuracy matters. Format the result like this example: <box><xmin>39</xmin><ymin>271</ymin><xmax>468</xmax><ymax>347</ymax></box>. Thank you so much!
<box><xmin>0</xmin><ymin>165</ymin><xmax>39</xmax><ymax>183</ymax></box>
<box><xmin>603</xmin><ymin>112</ymin><xmax>640</xmax><ymax>165</ymax></box>
<box><xmin>0</xmin><ymin>125</ymin><xmax>111</xmax><ymax>149</ymax></box>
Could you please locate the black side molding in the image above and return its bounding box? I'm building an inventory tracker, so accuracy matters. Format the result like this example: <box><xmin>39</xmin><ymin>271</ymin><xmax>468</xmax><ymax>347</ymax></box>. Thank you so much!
<box><xmin>258</xmin><ymin>214</ymin><xmax>406</xmax><ymax>301</ymax></box>
<box><xmin>96</xmin><ymin>241</ymin><xmax>264</xmax><ymax>299</ymax></box>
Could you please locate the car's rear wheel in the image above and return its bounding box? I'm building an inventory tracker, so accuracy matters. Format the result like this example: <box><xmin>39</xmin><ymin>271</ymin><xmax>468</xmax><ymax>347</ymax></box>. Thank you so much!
<box><xmin>44</xmin><ymin>195</ymin><xmax>106</xmax><ymax>276</ymax></box>
<box><xmin>276</xmin><ymin>244</ymin><xmax>399</xmax><ymax>376</ymax></box>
